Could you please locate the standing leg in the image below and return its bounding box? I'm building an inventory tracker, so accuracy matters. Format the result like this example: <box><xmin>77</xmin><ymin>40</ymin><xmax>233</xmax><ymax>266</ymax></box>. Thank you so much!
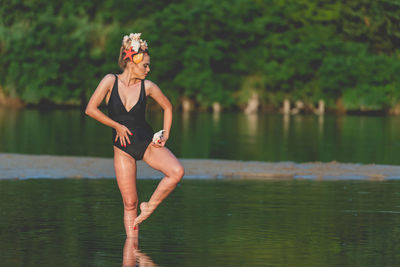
<box><xmin>114</xmin><ymin>146</ymin><xmax>139</xmax><ymax>237</ymax></box>
<box><xmin>133</xmin><ymin>145</ymin><xmax>184</xmax><ymax>227</ymax></box>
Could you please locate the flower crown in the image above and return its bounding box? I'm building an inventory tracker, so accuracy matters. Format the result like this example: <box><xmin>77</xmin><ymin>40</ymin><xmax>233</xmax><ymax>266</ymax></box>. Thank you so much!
<box><xmin>122</xmin><ymin>33</ymin><xmax>149</xmax><ymax>64</ymax></box>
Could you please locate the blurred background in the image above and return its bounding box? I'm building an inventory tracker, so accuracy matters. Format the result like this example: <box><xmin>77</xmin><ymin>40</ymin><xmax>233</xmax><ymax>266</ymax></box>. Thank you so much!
<box><xmin>1</xmin><ymin>0</ymin><xmax>400</xmax><ymax>163</ymax></box>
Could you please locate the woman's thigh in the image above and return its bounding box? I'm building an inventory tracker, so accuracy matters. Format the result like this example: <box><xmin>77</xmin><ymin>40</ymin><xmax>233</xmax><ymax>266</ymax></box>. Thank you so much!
<box><xmin>114</xmin><ymin>146</ymin><xmax>138</xmax><ymax>201</ymax></box>
<box><xmin>142</xmin><ymin>145</ymin><xmax>184</xmax><ymax>178</ymax></box>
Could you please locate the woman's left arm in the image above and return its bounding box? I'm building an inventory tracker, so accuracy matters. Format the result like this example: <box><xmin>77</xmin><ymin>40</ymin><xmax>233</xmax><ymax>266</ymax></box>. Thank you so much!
<box><xmin>146</xmin><ymin>80</ymin><xmax>172</xmax><ymax>147</ymax></box>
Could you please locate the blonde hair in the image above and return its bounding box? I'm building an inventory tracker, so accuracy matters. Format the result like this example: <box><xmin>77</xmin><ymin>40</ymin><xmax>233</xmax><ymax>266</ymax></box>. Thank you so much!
<box><xmin>118</xmin><ymin>46</ymin><xmax>128</xmax><ymax>70</ymax></box>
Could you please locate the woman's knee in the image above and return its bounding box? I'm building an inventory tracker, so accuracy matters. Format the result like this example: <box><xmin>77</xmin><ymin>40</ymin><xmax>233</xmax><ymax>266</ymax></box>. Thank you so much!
<box><xmin>123</xmin><ymin>199</ymin><xmax>138</xmax><ymax>211</ymax></box>
<box><xmin>169</xmin><ymin>164</ymin><xmax>184</xmax><ymax>182</ymax></box>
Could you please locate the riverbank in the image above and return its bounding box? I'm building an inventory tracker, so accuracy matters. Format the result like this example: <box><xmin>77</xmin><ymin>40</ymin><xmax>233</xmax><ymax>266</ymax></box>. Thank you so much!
<box><xmin>1</xmin><ymin>153</ymin><xmax>400</xmax><ymax>180</ymax></box>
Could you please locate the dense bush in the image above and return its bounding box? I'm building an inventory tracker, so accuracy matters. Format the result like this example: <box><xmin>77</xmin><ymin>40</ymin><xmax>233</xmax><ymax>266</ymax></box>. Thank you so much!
<box><xmin>0</xmin><ymin>0</ymin><xmax>399</xmax><ymax>112</ymax></box>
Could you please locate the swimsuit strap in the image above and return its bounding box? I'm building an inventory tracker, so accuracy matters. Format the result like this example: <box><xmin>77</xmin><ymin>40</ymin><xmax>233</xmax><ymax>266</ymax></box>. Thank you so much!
<box><xmin>141</xmin><ymin>79</ymin><xmax>145</xmax><ymax>97</ymax></box>
<box><xmin>111</xmin><ymin>74</ymin><xmax>118</xmax><ymax>95</ymax></box>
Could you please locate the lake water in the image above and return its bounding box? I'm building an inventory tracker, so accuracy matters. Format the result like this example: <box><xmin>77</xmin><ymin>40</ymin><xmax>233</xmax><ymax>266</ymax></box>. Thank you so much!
<box><xmin>2</xmin><ymin>108</ymin><xmax>400</xmax><ymax>266</ymax></box>
<box><xmin>1</xmin><ymin>179</ymin><xmax>400</xmax><ymax>266</ymax></box>
<box><xmin>1</xmin><ymin>107</ymin><xmax>400</xmax><ymax>164</ymax></box>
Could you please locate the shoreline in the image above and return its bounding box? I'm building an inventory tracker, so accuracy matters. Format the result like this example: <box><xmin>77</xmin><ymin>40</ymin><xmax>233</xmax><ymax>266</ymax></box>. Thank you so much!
<box><xmin>1</xmin><ymin>153</ymin><xmax>400</xmax><ymax>180</ymax></box>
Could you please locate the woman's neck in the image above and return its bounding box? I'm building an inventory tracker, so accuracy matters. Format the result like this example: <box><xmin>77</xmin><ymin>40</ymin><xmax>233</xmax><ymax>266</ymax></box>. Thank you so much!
<box><xmin>119</xmin><ymin>69</ymin><xmax>141</xmax><ymax>87</ymax></box>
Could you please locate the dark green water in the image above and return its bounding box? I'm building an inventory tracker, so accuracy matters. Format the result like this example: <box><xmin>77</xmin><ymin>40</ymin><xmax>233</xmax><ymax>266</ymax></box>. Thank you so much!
<box><xmin>1</xmin><ymin>107</ymin><xmax>400</xmax><ymax>164</ymax></box>
<box><xmin>1</xmin><ymin>179</ymin><xmax>400</xmax><ymax>266</ymax></box>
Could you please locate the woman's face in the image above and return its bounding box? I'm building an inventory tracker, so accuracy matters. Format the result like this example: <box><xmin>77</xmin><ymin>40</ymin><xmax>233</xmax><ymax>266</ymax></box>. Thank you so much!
<box><xmin>131</xmin><ymin>54</ymin><xmax>150</xmax><ymax>79</ymax></box>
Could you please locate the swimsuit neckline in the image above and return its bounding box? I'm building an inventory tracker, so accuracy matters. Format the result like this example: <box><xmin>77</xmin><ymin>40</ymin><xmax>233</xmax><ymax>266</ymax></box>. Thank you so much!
<box><xmin>116</xmin><ymin>75</ymin><xmax>143</xmax><ymax>113</ymax></box>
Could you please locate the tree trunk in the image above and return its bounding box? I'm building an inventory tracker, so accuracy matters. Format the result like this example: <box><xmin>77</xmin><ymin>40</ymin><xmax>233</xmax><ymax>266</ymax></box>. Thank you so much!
<box><xmin>80</xmin><ymin>89</ymin><xmax>87</xmax><ymax>111</ymax></box>
<box><xmin>318</xmin><ymin>99</ymin><xmax>325</xmax><ymax>115</ymax></box>
<box><xmin>335</xmin><ymin>96</ymin><xmax>346</xmax><ymax>114</ymax></box>
<box><xmin>283</xmin><ymin>98</ymin><xmax>290</xmax><ymax>115</ymax></box>
<box><xmin>389</xmin><ymin>104</ymin><xmax>400</xmax><ymax>115</ymax></box>
<box><xmin>212</xmin><ymin>102</ymin><xmax>221</xmax><ymax>113</ymax></box>
<box><xmin>181</xmin><ymin>97</ymin><xmax>192</xmax><ymax>112</ymax></box>
<box><xmin>244</xmin><ymin>91</ymin><xmax>259</xmax><ymax>114</ymax></box>
<box><xmin>0</xmin><ymin>86</ymin><xmax>24</xmax><ymax>108</ymax></box>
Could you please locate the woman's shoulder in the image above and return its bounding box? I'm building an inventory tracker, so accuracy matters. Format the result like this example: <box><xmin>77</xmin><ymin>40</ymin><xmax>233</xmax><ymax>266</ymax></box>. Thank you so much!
<box><xmin>102</xmin><ymin>73</ymin><xmax>117</xmax><ymax>83</ymax></box>
<box><xmin>144</xmin><ymin>79</ymin><xmax>160</xmax><ymax>91</ymax></box>
<box><xmin>98</xmin><ymin>73</ymin><xmax>117</xmax><ymax>89</ymax></box>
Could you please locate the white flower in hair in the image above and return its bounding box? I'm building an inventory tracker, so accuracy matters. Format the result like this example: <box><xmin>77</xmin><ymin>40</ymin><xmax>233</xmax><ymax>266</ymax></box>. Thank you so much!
<box><xmin>123</xmin><ymin>35</ymin><xmax>129</xmax><ymax>45</ymax></box>
<box><xmin>131</xmin><ymin>40</ymin><xmax>141</xmax><ymax>52</ymax></box>
<box><xmin>129</xmin><ymin>33</ymin><xmax>141</xmax><ymax>41</ymax></box>
<box><xmin>140</xmin><ymin>39</ymin><xmax>148</xmax><ymax>50</ymax></box>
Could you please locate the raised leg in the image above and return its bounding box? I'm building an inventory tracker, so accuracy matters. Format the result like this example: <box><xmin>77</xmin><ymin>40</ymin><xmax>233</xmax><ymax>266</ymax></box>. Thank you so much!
<box><xmin>133</xmin><ymin>145</ymin><xmax>184</xmax><ymax>227</ymax></box>
<box><xmin>114</xmin><ymin>146</ymin><xmax>139</xmax><ymax>237</ymax></box>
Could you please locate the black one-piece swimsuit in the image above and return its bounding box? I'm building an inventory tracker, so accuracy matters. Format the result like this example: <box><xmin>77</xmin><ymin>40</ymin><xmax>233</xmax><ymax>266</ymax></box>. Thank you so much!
<box><xmin>107</xmin><ymin>74</ymin><xmax>154</xmax><ymax>160</ymax></box>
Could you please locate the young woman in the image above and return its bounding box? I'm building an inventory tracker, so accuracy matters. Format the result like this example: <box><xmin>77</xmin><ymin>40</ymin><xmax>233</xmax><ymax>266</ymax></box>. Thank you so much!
<box><xmin>85</xmin><ymin>33</ymin><xmax>184</xmax><ymax>237</ymax></box>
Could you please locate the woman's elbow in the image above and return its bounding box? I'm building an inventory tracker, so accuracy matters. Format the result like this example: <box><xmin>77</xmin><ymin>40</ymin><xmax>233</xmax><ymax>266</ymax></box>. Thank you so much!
<box><xmin>165</xmin><ymin>103</ymin><xmax>173</xmax><ymax>112</ymax></box>
<box><xmin>85</xmin><ymin>106</ymin><xmax>94</xmax><ymax>117</ymax></box>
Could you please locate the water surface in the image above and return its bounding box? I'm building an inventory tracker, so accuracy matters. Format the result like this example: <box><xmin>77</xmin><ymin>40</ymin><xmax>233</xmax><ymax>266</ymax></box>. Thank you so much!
<box><xmin>1</xmin><ymin>108</ymin><xmax>400</xmax><ymax>164</ymax></box>
<box><xmin>1</xmin><ymin>179</ymin><xmax>399</xmax><ymax>266</ymax></box>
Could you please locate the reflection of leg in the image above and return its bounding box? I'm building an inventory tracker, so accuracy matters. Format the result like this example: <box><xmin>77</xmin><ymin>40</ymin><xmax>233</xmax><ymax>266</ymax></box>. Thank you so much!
<box><xmin>136</xmin><ymin>250</ymin><xmax>160</xmax><ymax>266</ymax></box>
<box><xmin>114</xmin><ymin>147</ymin><xmax>139</xmax><ymax>237</ymax></box>
<box><xmin>123</xmin><ymin>237</ymin><xmax>138</xmax><ymax>267</ymax></box>
<box><xmin>134</xmin><ymin>146</ymin><xmax>184</xmax><ymax>227</ymax></box>
<box><xmin>123</xmin><ymin>237</ymin><xmax>160</xmax><ymax>267</ymax></box>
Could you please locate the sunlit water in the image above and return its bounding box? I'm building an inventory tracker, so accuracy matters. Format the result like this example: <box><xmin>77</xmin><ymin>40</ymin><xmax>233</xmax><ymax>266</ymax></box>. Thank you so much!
<box><xmin>1</xmin><ymin>179</ymin><xmax>400</xmax><ymax>266</ymax></box>
<box><xmin>1</xmin><ymin>108</ymin><xmax>400</xmax><ymax>164</ymax></box>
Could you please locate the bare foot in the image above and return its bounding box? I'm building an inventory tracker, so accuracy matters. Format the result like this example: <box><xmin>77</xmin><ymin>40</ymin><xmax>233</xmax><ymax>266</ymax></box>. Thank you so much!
<box><xmin>133</xmin><ymin>202</ymin><xmax>156</xmax><ymax>227</ymax></box>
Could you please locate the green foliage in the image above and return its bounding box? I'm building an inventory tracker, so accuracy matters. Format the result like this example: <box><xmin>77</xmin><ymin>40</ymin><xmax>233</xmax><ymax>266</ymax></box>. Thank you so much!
<box><xmin>340</xmin><ymin>0</ymin><xmax>400</xmax><ymax>54</ymax></box>
<box><xmin>0</xmin><ymin>0</ymin><xmax>399</xmax><ymax>112</ymax></box>
<box><xmin>319</xmin><ymin>40</ymin><xmax>400</xmax><ymax>110</ymax></box>
<box><xmin>0</xmin><ymin>1</ymin><xmax>107</xmax><ymax>104</ymax></box>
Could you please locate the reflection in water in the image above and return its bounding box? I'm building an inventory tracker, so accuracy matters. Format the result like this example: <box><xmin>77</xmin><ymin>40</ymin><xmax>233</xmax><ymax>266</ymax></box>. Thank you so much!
<box><xmin>181</xmin><ymin>111</ymin><xmax>190</xmax><ymax>131</ymax></box>
<box><xmin>123</xmin><ymin>237</ymin><xmax>159</xmax><ymax>267</ymax></box>
<box><xmin>318</xmin><ymin>114</ymin><xmax>324</xmax><ymax>135</ymax></box>
<box><xmin>212</xmin><ymin>109</ymin><xmax>220</xmax><ymax>126</ymax></box>
<box><xmin>0</xmin><ymin>107</ymin><xmax>21</xmax><ymax>152</ymax></box>
<box><xmin>335</xmin><ymin>115</ymin><xmax>344</xmax><ymax>133</ymax></box>
<box><xmin>245</xmin><ymin>113</ymin><xmax>258</xmax><ymax>138</ymax></box>
<box><xmin>283</xmin><ymin>114</ymin><xmax>290</xmax><ymax>139</ymax></box>
<box><xmin>2</xmin><ymin>108</ymin><xmax>400</xmax><ymax>164</ymax></box>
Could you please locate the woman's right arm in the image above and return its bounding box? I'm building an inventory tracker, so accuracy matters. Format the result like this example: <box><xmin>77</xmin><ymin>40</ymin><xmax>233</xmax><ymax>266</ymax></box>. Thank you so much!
<box><xmin>85</xmin><ymin>74</ymin><xmax>132</xmax><ymax>147</ymax></box>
